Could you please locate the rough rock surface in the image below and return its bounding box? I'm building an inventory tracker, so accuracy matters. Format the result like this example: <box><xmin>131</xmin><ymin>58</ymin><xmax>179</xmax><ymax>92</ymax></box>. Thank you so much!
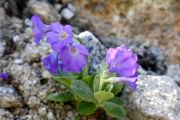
<box><xmin>0</xmin><ymin>7</ymin><xmax>7</xmax><ymax>58</ymax></box>
<box><xmin>0</xmin><ymin>86</ymin><xmax>22</xmax><ymax>108</ymax></box>
<box><xmin>78</xmin><ymin>31</ymin><xmax>107</xmax><ymax>72</ymax></box>
<box><xmin>27</xmin><ymin>0</ymin><xmax>61</xmax><ymax>23</ymax></box>
<box><xmin>61</xmin><ymin>4</ymin><xmax>76</xmax><ymax>21</ymax></box>
<box><xmin>0</xmin><ymin>109</ymin><xmax>14</xmax><ymax>120</ymax></box>
<box><xmin>70</xmin><ymin>0</ymin><xmax>180</xmax><ymax>64</ymax></box>
<box><xmin>166</xmin><ymin>64</ymin><xmax>180</xmax><ymax>86</ymax></box>
<box><xmin>124</xmin><ymin>75</ymin><xmax>180</xmax><ymax>120</ymax></box>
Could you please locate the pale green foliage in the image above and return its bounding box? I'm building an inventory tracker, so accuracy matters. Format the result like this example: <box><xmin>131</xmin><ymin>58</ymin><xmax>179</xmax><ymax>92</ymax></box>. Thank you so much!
<box><xmin>47</xmin><ymin>63</ymin><xmax>126</xmax><ymax>119</ymax></box>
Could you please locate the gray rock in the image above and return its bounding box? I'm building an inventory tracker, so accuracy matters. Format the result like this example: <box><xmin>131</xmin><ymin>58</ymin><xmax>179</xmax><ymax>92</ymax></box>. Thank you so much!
<box><xmin>0</xmin><ymin>41</ymin><xmax>5</xmax><ymax>58</ymax></box>
<box><xmin>47</xmin><ymin>111</ymin><xmax>55</xmax><ymax>120</ymax></box>
<box><xmin>132</xmin><ymin>44</ymin><xmax>167</xmax><ymax>75</ymax></box>
<box><xmin>24</xmin><ymin>18</ymin><xmax>32</xmax><ymax>27</ymax></box>
<box><xmin>54</xmin><ymin>4</ymin><xmax>62</xmax><ymax>12</ymax></box>
<box><xmin>124</xmin><ymin>75</ymin><xmax>180</xmax><ymax>120</ymax></box>
<box><xmin>0</xmin><ymin>109</ymin><xmax>14</xmax><ymax>120</ymax></box>
<box><xmin>0</xmin><ymin>7</ymin><xmax>5</xmax><ymax>22</ymax></box>
<box><xmin>78</xmin><ymin>31</ymin><xmax>107</xmax><ymax>72</ymax></box>
<box><xmin>27</xmin><ymin>96</ymin><xmax>40</xmax><ymax>108</ymax></box>
<box><xmin>67</xmin><ymin>4</ymin><xmax>76</xmax><ymax>13</ymax></box>
<box><xmin>0</xmin><ymin>0</ymin><xmax>4</xmax><ymax>7</ymax></box>
<box><xmin>167</xmin><ymin>64</ymin><xmax>180</xmax><ymax>86</ymax></box>
<box><xmin>38</xmin><ymin>107</ymin><xmax>47</xmax><ymax>116</ymax></box>
<box><xmin>27</xmin><ymin>0</ymin><xmax>61</xmax><ymax>23</ymax></box>
<box><xmin>0</xmin><ymin>7</ymin><xmax>6</xmax><ymax>58</ymax></box>
<box><xmin>0</xmin><ymin>86</ymin><xmax>22</xmax><ymax>108</ymax></box>
<box><xmin>61</xmin><ymin>8</ymin><xmax>75</xmax><ymax>20</ymax></box>
<box><xmin>21</xmin><ymin>40</ymin><xmax>51</xmax><ymax>63</ymax></box>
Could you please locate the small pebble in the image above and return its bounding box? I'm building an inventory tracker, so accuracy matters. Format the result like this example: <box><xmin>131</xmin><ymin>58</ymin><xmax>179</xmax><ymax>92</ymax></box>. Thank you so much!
<box><xmin>54</xmin><ymin>4</ymin><xmax>62</xmax><ymax>11</ymax></box>
<box><xmin>61</xmin><ymin>8</ymin><xmax>75</xmax><ymax>20</ymax></box>
<box><xmin>13</xmin><ymin>35</ymin><xmax>20</xmax><ymax>42</ymax></box>
<box><xmin>47</xmin><ymin>111</ymin><xmax>55</xmax><ymax>120</ymax></box>
<box><xmin>38</xmin><ymin>107</ymin><xmax>47</xmax><ymax>116</ymax></box>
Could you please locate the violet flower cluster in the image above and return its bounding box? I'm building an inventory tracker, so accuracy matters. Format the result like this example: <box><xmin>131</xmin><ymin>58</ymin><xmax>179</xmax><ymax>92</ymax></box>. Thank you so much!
<box><xmin>31</xmin><ymin>14</ymin><xmax>89</xmax><ymax>74</ymax></box>
<box><xmin>31</xmin><ymin>14</ymin><xmax>139</xmax><ymax>90</ymax></box>
<box><xmin>106</xmin><ymin>45</ymin><xmax>139</xmax><ymax>90</ymax></box>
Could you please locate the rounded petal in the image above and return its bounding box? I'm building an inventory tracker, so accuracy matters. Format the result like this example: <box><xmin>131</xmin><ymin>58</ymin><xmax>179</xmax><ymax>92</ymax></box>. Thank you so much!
<box><xmin>62</xmin><ymin>55</ymin><xmax>86</xmax><ymax>73</ymax></box>
<box><xmin>116</xmin><ymin>63</ymin><xmax>139</xmax><ymax>77</ymax></box>
<box><xmin>64</xmin><ymin>25</ymin><xmax>72</xmax><ymax>34</ymax></box>
<box><xmin>51</xmin><ymin>41</ymin><xmax>64</xmax><ymax>51</ymax></box>
<box><xmin>49</xmin><ymin>36</ymin><xmax>73</xmax><ymax>52</ymax></box>
<box><xmin>107</xmin><ymin>45</ymin><xmax>139</xmax><ymax>78</ymax></box>
<box><xmin>76</xmin><ymin>44</ymin><xmax>89</xmax><ymax>56</ymax></box>
<box><xmin>46</xmin><ymin>31</ymin><xmax>59</xmax><ymax>43</ymax></box>
<box><xmin>31</xmin><ymin>14</ymin><xmax>44</xmax><ymax>28</ymax></box>
<box><xmin>34</xmin><ymin>32</ymin><xmax>43</xmax><ymax>45</ymax></box>
<box><xmin>42</xmin><ymin>52</ymin><xmax>60</xmax><ymax>74</ymax></box>
<box><xmin>106</xmin><ymin>48</ymin><xmax>117</xmax><ymax>64</ymax></box>
<box><xmin>117</xmin><ymin>53</ymin><xmax>138</xmax><ymax>70</ymax></box>
<box><xmin>50</xmin><ymin>22</ymin><xmax>63</xmax><ymax>33</ymax></box>
<box><xmin>31</xmin><ymin>14</ymin><xmax>50</xmax><ymax>45</ymax></box>
<box><xmin>115</xmin><ymin>49</ymin><xmax>132</xmax><ymax>63</ymax></box>
<box><xmin>60</xmin><ymin>46</ymin><xmax>88</xmax><ymax>73</ymax></box>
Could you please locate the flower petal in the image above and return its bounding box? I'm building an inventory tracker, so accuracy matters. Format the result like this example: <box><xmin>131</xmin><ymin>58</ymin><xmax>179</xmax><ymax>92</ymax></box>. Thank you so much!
<box><xmin>106</xmin><ymin>48</ymin><xmax>118</xmax><ymax>64</ymax></box>
<box><xmin>106</xmin><ymin>45</ymin><xmax>139</xmax><ymax>88</ymax></box>
<box><xmin>60</xmin><ymin>45</ymin><xmax>88</xmax><ymax>73</ymax></box>
<box><xmin>64</xmin><ymin>25</ymin><xmax>72</xmax><ymax>34</ymax></box>
<box><xmin>46</xmin><ymin>31</ymin><xmax>59</xmax><ymax>43</ymax></box>
<box><xmin>42</xmin><ymin>52</ymin><xmax>61</xmax><ymax>74</ymax></box>
<box><xmin>31</xmin><ymin>14</ymin><xmax>50</xmax><ymax>45</ymax></box>
<box><xmin>0</xmin><ymin>72</ymin><xmax>9</xmax><ymax>80</ymax></box>
<box><xmin>76</xmin><ymin>44</ymin><xmax>89</xmax><ymax>56</ymax></box>
<box><xmin>50</xmin><ymin>22</ymin><xmax>63</xmax><ymax>33</ymax></box>
<box><xmin>115</xmin><ymin>77</ymin><xmax>137</xmax><ymax>90</ymax></box>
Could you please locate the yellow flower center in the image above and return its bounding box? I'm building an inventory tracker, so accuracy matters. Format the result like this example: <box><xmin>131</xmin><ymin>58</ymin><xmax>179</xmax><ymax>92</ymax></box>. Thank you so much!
<box><xmin>60</xmin><ymin>32</ymin><xmax>67</xmax><ymax>39</ymax></box>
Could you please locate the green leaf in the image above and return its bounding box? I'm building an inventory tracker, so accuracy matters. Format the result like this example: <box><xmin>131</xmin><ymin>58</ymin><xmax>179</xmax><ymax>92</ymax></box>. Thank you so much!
<box><xmin>111</xmin><ymin>83</ymin><xmax>124</xmax><ymax>95</ymax></box>
<box><xmin>52</xmin><ymin>76</ymin><xmax>74</xmax><ymax>88</ymax></box>
<box><xmin>47</xmin><ymin>93</ymin><xmax>74</xmax><ymax>102</ymax></box>
<box><xmin>102</xmin><ymin>101</ymin><xmax>126</xmax><ymax>119</ymax></box>
<box><xmin>77</xmin><ymin>101</ymin><xmax>96</xmax><ymax>115</ymax></box>
<box><xmin>71</xmin><ymin>80</ymin><xmax>96</xmax><ymax>102</ymax></box>
<box><xmin>94</xmin><ymin>91</ymin><xmax>114</xmax><ymax>104</ymax></box>
<box><xmin>102</xmin><ymin>82</ymin><xmax>114</xmax><ymax>92</ymax></box>
<box><xmin>93</xmin><ymin>75</ymin><xmax>100</xmax><ymax>92</ymax></box>
<box><xmin>83</xmin><ymin>76</ymin><xmax>93</xmax><ymax>86</ymax></box>
<box><xmin>83</xmin><ymin>65</ymin><xmax>89</xmax><ymax>77</ymax></box>
<box><xmin>108</xmin><ymin>97</ymin><xmax>123</xmax><ymax>105</ymax></box>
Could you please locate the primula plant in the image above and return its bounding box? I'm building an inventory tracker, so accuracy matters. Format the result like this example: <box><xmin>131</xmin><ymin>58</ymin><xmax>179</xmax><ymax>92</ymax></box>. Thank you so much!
<box><xmin>31</xmin><ymin>14</ymin><xmax>139</xmax><ymax>119</ymax></box>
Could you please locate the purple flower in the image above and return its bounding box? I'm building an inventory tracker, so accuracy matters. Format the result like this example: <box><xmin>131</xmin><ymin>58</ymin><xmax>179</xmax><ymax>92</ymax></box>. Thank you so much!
<box><xmin>0</xmin><ymin>72</ymin><xmax>9</xmax><ymax>80</ymax></box>
<box><xmin>106</xmin><ymin>45</ymin><xmax>139</xmax><ymax>90</ymax></box>
<box><xmin>115</xmin><ymin>77</ymin><xmax>137</xmax><ymax>90</ymax></box>
<box><xmin>60</xmin><ymin>44</ymin><xmax>89</xmax><ymax>73</ymax></box>
<box><xmin>46</xmin><ymin>23</ymin><xmax>73</xmax><ymax>51</ymax></box>
<box><xmin>42</xmin><ymin>52</ymin><xmax>61</xmax><ymax>75</ymax></box>
<box><xmin>31</xmin><ymin>14</ymin><xmax>50</xmax><ymax>45</ymax></box>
